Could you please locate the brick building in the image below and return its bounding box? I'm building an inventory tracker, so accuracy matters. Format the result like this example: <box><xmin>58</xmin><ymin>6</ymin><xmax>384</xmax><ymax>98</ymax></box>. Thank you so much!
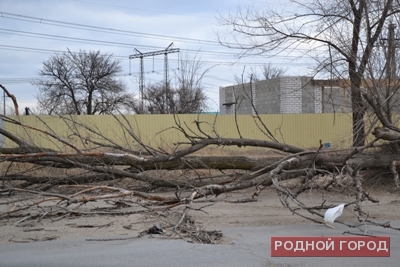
<box><xmin>219</xmin><ymin>76</ymin><xmax>352</xmax><ymax>115</ymax></box>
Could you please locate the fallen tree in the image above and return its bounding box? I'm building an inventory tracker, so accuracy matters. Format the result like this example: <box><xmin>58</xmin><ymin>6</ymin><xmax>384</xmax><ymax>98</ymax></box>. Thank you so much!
<box><xmin>0</xmin><ymin>113</ymin><xmax>400</xmax><ymax>243</ymax></box>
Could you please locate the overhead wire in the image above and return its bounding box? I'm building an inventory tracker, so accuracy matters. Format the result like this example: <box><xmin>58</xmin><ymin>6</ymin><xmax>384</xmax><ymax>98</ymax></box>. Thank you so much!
<box><xmin>0</xmin><ymin>27</ymin><xmax>244</xmax><ymax>57</ymax></box>
<box><xmin>0</xmin><ymin>11</ymin><xmax>228</xmax><ymax>46</ymax></box>
<box><xmin>0</xmin><ymin>11</ymin><xmax>326</xmax><ymax>56</ymax></box>
<box><xmin>71</xmin><ymin>0</ymin><xmax>215</xmax><ymax>19</ymax></box>
<box><xmin>0</xmin><ymin>9</ymin><xmax>323</xmax><ymax>75</ymax></box>
<box><xmin>0</xmin><ymin>43</ymin><xmax>313</xmax><ymax>67</ymax></box>
<box><xmin>0</xmin><ymin>8</ymin><xmax>316</xmax><ymax>100</ymax></box>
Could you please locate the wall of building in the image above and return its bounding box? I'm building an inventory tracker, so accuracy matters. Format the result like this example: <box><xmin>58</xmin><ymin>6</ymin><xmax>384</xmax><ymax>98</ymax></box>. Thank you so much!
<box><xmin>280</xmin><ymin>76</ymin><xmax>303</xmax><ymax>113</ymax></box>
<box><xmin>301</xmin><ymin>77</ymin><xmax>318</xmax><ymax>113</ymax></box>
<box><xmin>235</xmin><ymin>82</ymin><xmax>254</xmax><ymax>114</ymax></box>
<box><xmin>254</xmin><ymin>78</ymin><xmax>281</xmax><ymax>114</ymax></box>
<box><xmin>321</xmin><ymin>86</ymin><xmax>352</xmax><ymax>113</ymax></box>
<box><xmin>219</xmin><ymin>82</ymin><xmax>255</xmax><ymax>115</ymax></box>
<box><xmin>220</xmin><ymin>76</ymin><xmax>319</xmax><ymax>114</ymax></box>
<box><xmin>219</xmin><ymin>77</ymin><xmax>400</xmax><ymax>125</ymax></box>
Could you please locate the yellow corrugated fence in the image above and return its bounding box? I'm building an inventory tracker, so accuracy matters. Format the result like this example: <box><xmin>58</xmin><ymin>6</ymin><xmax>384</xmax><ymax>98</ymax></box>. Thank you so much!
<box><xmin>1</xmin><ymin>113</ymin><xmax>354</xmax><ymax>151</ymax></box>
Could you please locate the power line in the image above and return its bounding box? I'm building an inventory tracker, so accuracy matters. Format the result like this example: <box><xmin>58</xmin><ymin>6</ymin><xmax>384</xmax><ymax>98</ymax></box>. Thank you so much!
<box><xmin>0</xmin><ymin>28</ymin><xmax>241</xmax><ymax>57</ymax></box>
<box><xmin>71</xmin><ymin>0</ymin><xmax>214</xmax><ymax>19</ymax></box>
<box><xmin>0</xmin><ymin>44</ymin><xmax>61</xmax><ymax>54</ymax></box>
<box><xmin>0</xmin><ymin>10</ymin><xmax>317</xmax><ymax>89</ymax></box>
<box><xmin>0</xmin><ymin>24</ymin><xmax>327</xmax><ymax>57</ymax></box>
<box><xmin>0</xmin><ymin>77</ymin><xmax>38</xmax><ymax>84</ymax></box>
<box><xmin>0</xmin><ymin>12</ymin><xmax>328</xmax><ymax>65</ymax></box>
<box><xmin>0</xmin><ymin>25</ymin><xmax>327</xmax><ymax>60</ymax></box>
<box><xmin>0</xmin><ymin>11</ymin><xmax>228</xmax><ymax>46</ymax></box>
<box><xmin>0</xmin><ymin>44</ymin><xmax>315</xmax><ymax>67</ymax></box>
<box><xmin>0</xmin><ymin>27</ymin><xmax>145</xmax><ymax>49</ymax></box>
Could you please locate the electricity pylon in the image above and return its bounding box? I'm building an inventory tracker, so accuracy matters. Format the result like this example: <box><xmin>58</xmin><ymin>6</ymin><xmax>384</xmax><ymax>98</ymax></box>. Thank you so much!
<box><xmin>129</xmin><ymin>43</ymin><xmax>180</xmax><ymax>110</ymax></box>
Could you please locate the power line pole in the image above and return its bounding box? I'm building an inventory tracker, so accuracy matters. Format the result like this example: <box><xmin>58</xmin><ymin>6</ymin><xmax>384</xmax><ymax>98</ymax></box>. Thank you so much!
<box><xmin>129</xmin><ymin>43</ymin><xmax>180</xmax><ymax>112</ymax></box>
<box><xmin>130</xmin><ymin>48</ymin><xmax>144</xmax><ymax>109</ymax></box>
<box><xmin>164</xmin><ymin>43</ymin><xmax>174</xmax><ymax>113</ymax></box>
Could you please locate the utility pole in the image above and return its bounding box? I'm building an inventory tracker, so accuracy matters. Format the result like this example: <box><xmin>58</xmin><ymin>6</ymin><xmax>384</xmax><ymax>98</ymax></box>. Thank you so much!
<box><xmin>131</xmin><ymin>48</ymin><xmax>144</xmax><ymax>110</ymax></box>
<box><xmin>129</xmin><ymin>43</ymin><xmax>180</xmax><ymax>113</ymax></box>
<box><xmin>164</xmin><ymin>43</ymin><xmax>174</xmax><ymax>113</ymax></box>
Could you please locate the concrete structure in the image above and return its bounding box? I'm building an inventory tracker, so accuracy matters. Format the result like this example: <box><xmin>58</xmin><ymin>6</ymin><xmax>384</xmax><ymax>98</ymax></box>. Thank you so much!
<box><xmin>219</xmin><ymin>76</ymin><xmax>352</xmax><ymax>115</ymax></box>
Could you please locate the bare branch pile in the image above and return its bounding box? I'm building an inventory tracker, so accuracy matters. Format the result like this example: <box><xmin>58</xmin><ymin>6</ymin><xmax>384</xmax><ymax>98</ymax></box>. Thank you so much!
<box><xmin>1</xmin><ymin>113</ymin><xmax>400</xmax><ymax>243</ymax></box>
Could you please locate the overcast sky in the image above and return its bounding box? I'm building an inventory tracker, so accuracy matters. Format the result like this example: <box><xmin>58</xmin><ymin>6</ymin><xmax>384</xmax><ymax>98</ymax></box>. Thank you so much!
<box><xmin>0</xmin><ymin>0</ymin><xmax>307</xmax><ymax>114</ymax></box>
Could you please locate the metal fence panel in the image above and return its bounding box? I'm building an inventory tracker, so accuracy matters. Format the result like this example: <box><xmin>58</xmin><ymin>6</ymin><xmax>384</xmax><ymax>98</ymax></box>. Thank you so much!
<box><xmin>2</xmin><ymin>114</ymin><xmax>353</xmax><ymax>151</ymax></box>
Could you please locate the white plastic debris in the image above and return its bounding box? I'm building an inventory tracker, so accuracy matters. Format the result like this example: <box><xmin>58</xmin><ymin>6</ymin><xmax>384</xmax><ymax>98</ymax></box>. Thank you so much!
<box><xmin>324</xmin><ymin>203</ymin><xmax>345</xmax><ymax>224</ymax></box>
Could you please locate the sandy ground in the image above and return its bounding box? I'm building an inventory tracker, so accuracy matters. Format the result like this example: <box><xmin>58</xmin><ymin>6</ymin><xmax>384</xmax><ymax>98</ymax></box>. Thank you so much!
<box><xmin>1</xmin><ymin>184</ymin><xmax>400</xmax><ymax>245</ymax></box>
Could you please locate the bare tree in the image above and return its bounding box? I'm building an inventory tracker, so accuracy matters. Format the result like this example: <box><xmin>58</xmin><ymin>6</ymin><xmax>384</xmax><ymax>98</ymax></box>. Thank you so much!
<box><xmin>1</xmin><ymin>111</ymin><xmax>400</xmax><ymax>242</ymax></box>
<box><xmin>133</xmin><ymin>54</ymin><xmax>209</xmax><ymax>114</ymax></box>
<box><xmin>133</xmin><ymin>83</ymin><xmax>207</xmax><ymax>114</ymax></box>
<box><xmin>235</xmin><ymin>63</ymin><xmax>286</xmax><ymax>83</ymax></box>
<box><xmin>132</xmin><ymin>83</ymin><xmax>171</xmax><ymax>114</ymax></box>
<box><xmin>218</xmin><ymin>0</ymin><xmax>400</xmax><ymax>146</ymax></box>
<box><xmin>261</xmin><ymin>63</ymin><xmax>287</xmax><ymax>80</ymax></box>
<box><xmin>362</xmin><ymin>39</ymin><xmax>400</xmax><ymax>127</ymax></box>
<box><xmin>34</xmin><ymin>49</ymin><xmax>133</xmax><ymax>115</ymax></box>
<box><xmin>173</xmin><ymin>54</ymin><xmax>210</xmax><ymax>113</ymax></box>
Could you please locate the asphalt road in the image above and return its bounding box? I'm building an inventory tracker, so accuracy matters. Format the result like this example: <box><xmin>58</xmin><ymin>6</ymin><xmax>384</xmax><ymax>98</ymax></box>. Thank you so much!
<box><xmin>1</xmin><ymin>222</ymin><xmax>399</xmax><ymax>267</ymax></box>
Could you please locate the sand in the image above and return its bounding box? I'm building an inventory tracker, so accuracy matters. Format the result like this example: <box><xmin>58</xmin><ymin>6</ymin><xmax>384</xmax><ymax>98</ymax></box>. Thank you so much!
<box><xmin>1</xmin><ymin>185</ymin><xmax>400</xmax><ymax>244</ymax></box>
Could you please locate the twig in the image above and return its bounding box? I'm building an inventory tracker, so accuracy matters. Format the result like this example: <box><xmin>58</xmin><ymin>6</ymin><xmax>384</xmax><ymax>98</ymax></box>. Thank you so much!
<box><xmin>342</xmin><ymin>231</ymin><xmax>375</xmax><ymax>236</ymax></box>
<box><xmin>390</xmin><ymin>161</ymin><xmax>400</xmax><ymax>188</ymax></box>
<box><xmin>174</xmin><ymin>191</ymin><xmax>198</xmax><ymax>229</ymax></box>
<box><xmin>67</xmin><ymin>222</ymin><xmax>115</xmax><ymax>228</ymax></box>
<box><xmin>224</xmin><ymin>198</ymin><xmax>258</xmax><ymax>203</ymax></box>
<box><xmin>86</xmin><ymin>236</ymin><xmax>138</xmax><ymax>242</ymax></box>
<box><xmin>23</xmin><ymin>228</ymin><xmax>45</xmax><ymax>232</ymax></box>
<box><xmin>13</xmin><ymin>215</ymin><xmax>36</xmax><ymax>226</ymax></box>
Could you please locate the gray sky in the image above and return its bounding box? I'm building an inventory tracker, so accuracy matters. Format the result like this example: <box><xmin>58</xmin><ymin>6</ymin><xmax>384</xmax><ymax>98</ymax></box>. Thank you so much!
<box><xmin>0</xmin><ymin>0</ymin><xmax>308</xmax><ymax>114</ymax></box>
